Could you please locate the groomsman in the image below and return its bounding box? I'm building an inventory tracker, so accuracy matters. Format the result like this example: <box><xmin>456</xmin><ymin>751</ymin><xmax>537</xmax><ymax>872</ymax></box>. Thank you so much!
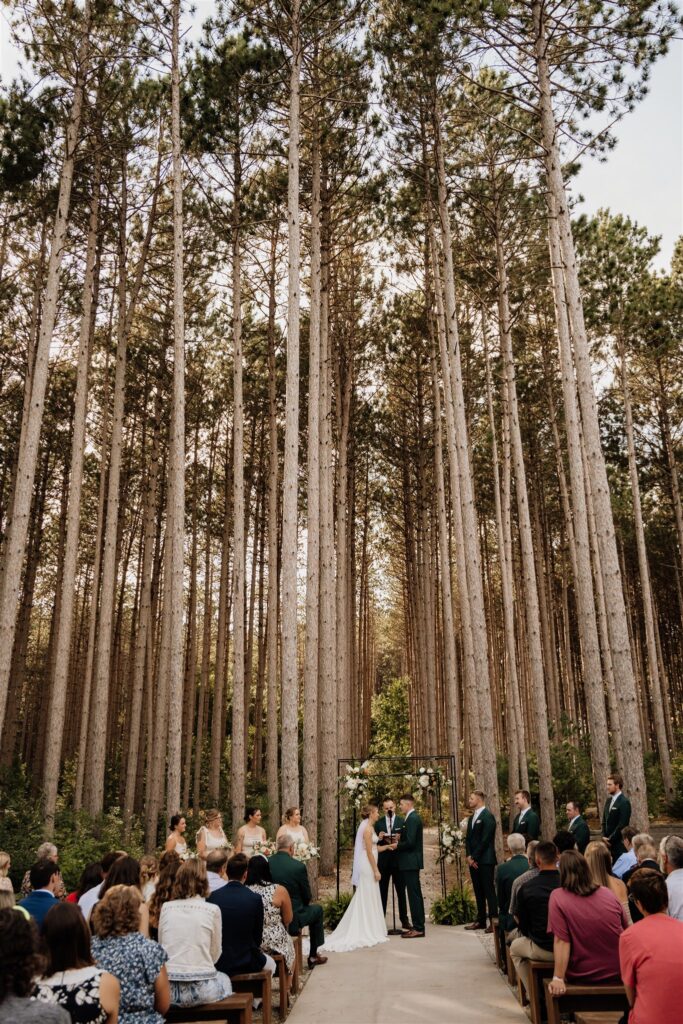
<box><xmin>602</xmin><ymin>773</ymin><xmax>632</xmax><ymax>863</ymax></box>
<box><xmin>375</xmin><ymin>798</ymin><xmax>409</xmax><ymax>929</ymax></box>
<box><xmin>566</xmin><ymin>800</ymin><xmax>590</xmax><ymax>854</ymax></box>
<box><xmin>512</xmin><ymin>791</ymin><xmax>540</xmax><ymax>841</ymax></box>
<box><xmin>464</xmin><ymin>790</ymin><xmax>498</xmax><ymax>932</ymax></box>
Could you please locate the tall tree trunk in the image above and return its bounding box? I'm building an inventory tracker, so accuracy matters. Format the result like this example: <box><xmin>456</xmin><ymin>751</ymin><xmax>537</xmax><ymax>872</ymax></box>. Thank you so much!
<box><xmin>265</xmin><ymin>227</ymin><xmax>280</xmax><ymax>821</ymax></box>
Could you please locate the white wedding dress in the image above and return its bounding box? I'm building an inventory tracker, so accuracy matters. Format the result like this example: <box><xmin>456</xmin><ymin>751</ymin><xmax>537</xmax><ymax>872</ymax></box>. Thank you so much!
<box><xmin>321</xmin><ymin>820</ymin><xmax>389</xmax><ymax>953</ymax></box>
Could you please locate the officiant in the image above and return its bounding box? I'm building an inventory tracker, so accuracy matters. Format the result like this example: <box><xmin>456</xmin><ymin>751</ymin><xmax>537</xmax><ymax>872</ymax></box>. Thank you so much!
<box><xmin>375</xmin><ymin>797</ymin><xmax>410</xmax><ymax>930</ymax></box>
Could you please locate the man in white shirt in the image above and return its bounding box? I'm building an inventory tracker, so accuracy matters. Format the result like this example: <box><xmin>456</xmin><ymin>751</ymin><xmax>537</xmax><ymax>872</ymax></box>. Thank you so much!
<box><xmin>662</xmin><ymin>835</ymin><xmax>683</xmax><ymax>921</ymax></box>
<box><xmin>78</xmin><ymin>850</ymin><xmax>124</xmax><ymax>921</ymax></box>
<box><xmin>207</xmin><ymin>849</ymin><xmax>229</xmax><ymax>893</ymax></box>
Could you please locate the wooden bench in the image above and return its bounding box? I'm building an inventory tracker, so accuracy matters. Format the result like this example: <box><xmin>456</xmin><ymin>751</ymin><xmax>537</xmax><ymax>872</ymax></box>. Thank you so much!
<box><xmin>271</xmin><ymin>953</ymin><xmax>290</xmax><ymax>1020</ymax></box>
<box><xmin>165</xmin><ymin>992</ymin><xmax>252</xmax><ymax>1023</ymax></box>
<box><xmin>518</xmin><ymin>960</ymin><xmax>554</xmax><ymax>1023</ymax></box>
<box><xmin>230</xmin><ymin>970</ymin><xmax>272</xmax><ymax>1024</ymax></box>
<box><xmin>543</xmin><ymin>980</ymin><xmax>629</xmax><ymax>1024</ymax></box>
<box><xmin>291</xmin><ymin>933</ymin><xmax>303</xmax><ymax>995</ymax></box>
<box><xmin>490</xmin><ymin>917</ymin><xmax>504</xmax><ymax>972</ymax></box>
<box><xmin>575</xmin><ymin>1014</ymin><xmax>625</xmax><ymax>1024</ymax></box>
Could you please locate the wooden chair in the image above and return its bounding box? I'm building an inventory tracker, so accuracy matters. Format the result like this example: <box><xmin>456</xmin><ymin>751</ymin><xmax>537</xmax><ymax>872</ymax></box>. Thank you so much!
<box><xmin>518</xmin><ymin>959</ymin><xmax>554</xmax><ymax>1023</ymax></box>
<box><xmin>271</xmin><ymin>953</ymin><xmax>290</xmax><ymax>1020</ymax></box>
<box><xmin>230</xmin><ymin>970</ymin><xmax>272</xmax><ymax>1024</ymax></box>
<box><xmin>490</xmin><ymin>917</ymin><xmax>504</xmax><ymax>971</ymax></box>
<box><xmin>291</xmin><ymin>933</ymin><xmax>303</xmax><ymax>995</ymax></box>
<box><xmin>165</xmin><ymin>992</ymin><xmax>252</xmax><ymax>1023</ymax></box>
<box><xmin>542</xmin><ymin>980</ymin><xmax>629</xmax><ymax>1024</ymax></box>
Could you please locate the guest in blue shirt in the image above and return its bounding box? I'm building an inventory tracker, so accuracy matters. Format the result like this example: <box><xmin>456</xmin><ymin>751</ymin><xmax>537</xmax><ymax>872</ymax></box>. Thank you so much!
<box><xmin>18</xmin><ymin>860</ymin><xmax>61</xmax><ymax>929</ymax></box>
<box><xmin>613</xmin><ymin>827</ymin><xmax>638</xmax><ymax>879</ymax></box>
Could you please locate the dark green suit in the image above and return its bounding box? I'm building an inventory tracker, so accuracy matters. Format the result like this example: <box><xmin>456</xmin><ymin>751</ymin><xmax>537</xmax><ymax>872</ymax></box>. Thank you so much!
<box><xmin>512</xmin><ymin>808</ymin><xmax>540</xmax><ymax>841</ymax></box>
<box><xmin>495</xmin><ymin>854</ymin><xmax>529</xmax><ymax>932</ymax></box>
<box><xmin>466</xmin><ymin>807</ymin><xmax>498</xmax><ymax>927</ymax></box>
<box><xmin>396</xmin><ymin>809</ymin><xmax>425</xmax><ymax>932</ymax></box>
<box><xmin>601</xmin><ymin>792</ymin><xmax>632</xmax><ymax>863</ymax></box>
<box><xmin>268</xmin><ymin>850</ymin><xmax>324</xmax><ymax>957</ymax></box>
<box><xmin>569</xmin><ymin>814</ymin><xmax>590</xmax><ymax>854</ymax></box>
<box><xmin>374</xmin><ymin>813</ymin><xmax>409</xmax><ymax>926</ymax></box>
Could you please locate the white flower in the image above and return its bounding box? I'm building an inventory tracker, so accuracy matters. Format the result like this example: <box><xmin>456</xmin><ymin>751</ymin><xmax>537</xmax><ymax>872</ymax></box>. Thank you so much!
<box><xmin>460</xmin><ymin>817</ymin><xmax>469</xmax><ymax>831</ymax></box>
<box><xmin>419</xmin><ymin>774</ymin><xmax>430</xmax><ymax>788</ymax></box>
<box><xmin>419</xmin><ymin>766</ymin><xmax>426</xmax><ymax>774</ymax></box>
<box><xmin>443</xmin><ymin>835</ymin><xmax>454</xmax><ymax>847</ymax></box>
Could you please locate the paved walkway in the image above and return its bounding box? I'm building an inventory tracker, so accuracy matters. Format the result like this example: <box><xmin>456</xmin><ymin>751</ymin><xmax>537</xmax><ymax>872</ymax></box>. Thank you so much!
<box><xmin>287</xmin><ymin>926</ymin><xmax>527</xmax><ymax>1024</ymax></box>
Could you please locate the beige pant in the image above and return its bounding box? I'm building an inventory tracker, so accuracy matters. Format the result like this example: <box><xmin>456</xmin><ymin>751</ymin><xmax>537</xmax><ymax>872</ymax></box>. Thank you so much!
<box><xmin>509</xmin><ymin>935</ymin><xmax>554</xmax><ymax>993</ymax></box>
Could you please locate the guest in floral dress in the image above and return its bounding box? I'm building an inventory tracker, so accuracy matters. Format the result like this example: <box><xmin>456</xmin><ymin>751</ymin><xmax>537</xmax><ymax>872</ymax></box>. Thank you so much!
<box><xmin>246</xmin><ymin>855</ymin><xmax>295</xmax><ymax>972</ymax></box>
<box><xmin>92</xmin><ymin>885</ymin><xmax>170</xmax><ymax>1024</ymax></box>
<box><xmin>36</xmin><ymin>903</ymin><xmax>119</xmax><ymax>1023</ymax></box>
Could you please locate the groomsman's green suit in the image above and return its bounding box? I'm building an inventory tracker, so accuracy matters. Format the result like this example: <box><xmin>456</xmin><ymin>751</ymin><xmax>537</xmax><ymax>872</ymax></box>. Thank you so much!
<box><xmin>512</xmin><ymin>808</ymin><xmax>540</xmax><ymax>841</ymax></box>
<box><xmin>602</xmin><ymin>791</ymin><xmax>632</xmax><ymax>863</ymax></box>
<box><xmin>569</xmin><ymin>814</ymin><xmax>590</xmax><ymax>854</ymax></box>
<box><xmin>396</xmin><ymin>809</ymin><xmax>425</xmax><ymax>933</ymax></box>
<box><xmin>466</xmin><ymin>807</ymin><xmax>498</xmax><ymax>928</ymax></box>
<box><xmin>269</xmin><ymin>850</ymin><xmax>325</xmax><ymax>957</ymax></box>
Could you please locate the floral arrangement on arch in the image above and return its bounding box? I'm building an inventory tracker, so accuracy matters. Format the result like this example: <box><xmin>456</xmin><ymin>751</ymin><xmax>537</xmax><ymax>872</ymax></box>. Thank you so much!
<box><xmin>293</xmin><ymin>840</ymin><xmax>320</xmax><ymax>862</ymax></box>
<box><xmin>341</xmin><ymin>762</ymin><xmax>371</xmax><ymax>807</ymax></box>
<box><xmin>438</xmin><ymin>822</ymin><xmax>465</xmax><ymax>864</ymax></box>
<box><xmin>412</xmin><ymin>765</ymin><xmax>451</xmax><ymax>792</ymax></box>
<box><xmin>251</xmin><ymin>838</ymin><xmax>276</xmax><ymax>858</ymax></box>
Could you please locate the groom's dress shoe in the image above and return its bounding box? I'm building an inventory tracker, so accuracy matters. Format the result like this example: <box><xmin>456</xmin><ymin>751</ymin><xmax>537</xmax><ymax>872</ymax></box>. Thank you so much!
<box><xmin>465</xmin><ymin>922</ymin><xmax>483</xmax><ymax>930</ymax></box>
<box><xmin>308</xmin><ymin>954</ymin><xmax>328</xmax><ymax>968</ymax></box>
<box><xmin>401</xmin><ymin>929</ymin><xmax>425</xmax><ymax>939</ymax></box>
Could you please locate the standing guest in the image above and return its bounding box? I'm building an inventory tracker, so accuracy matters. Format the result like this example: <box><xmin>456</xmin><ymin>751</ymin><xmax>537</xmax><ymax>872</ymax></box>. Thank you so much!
<box><xmin>601</xmin><ymin>773</ymin><xmax>632</xmax><ymax>863</ymax></box>
<box><xmin>512</xmin><ymin>791</ymin><xmax>540</xmax><ymax>842</ymax></box>
<box><xmin>612</xmin><ymin>827</ymin><xmax>638</xmax><ymax>878</ymax></box>
<box><xmin>18</xmin><ymin>860</ymin><xmax>62</xmax><ymax>929</ymax></box>
<box><xmin>196</xmin><ymin>810</ymin><xmax>230</xmax><ymax>861</ymax></box>
<box><xmin>36</xmin><ymin>902</ymin><xmax>119</xmax><ymax>1023</ymax></box>
<box><xmin>208</xmin><ymin>854</ymin><xmax>276</xmax><ymax>978</ymax></box>
<box><xmin>495</xmin><ymin>833</ymin><xmax>528</xmax><ymax>967</ymax></box>
<box><xmin>79</xmin><ymin>853</ymin><xmax>126</xmax><ymax>922</ymax></box>
<box><xmin>165</xmin><ymin>815</ymin><xmax>189</xmax><ymax>859</ymax></box>
<box><xmin>464</xmin><ymin>790</ymin><xmax>498</xmax><ymax>933</ymax></box>
<box><xmin>619</xmin><ymin>868</ymin><xmax>683</xmax><ymax>1024</ymax></box>
<box><xmin>566</xmin><ymin>801</ymin><xmax>590</xmax><ymax>854</ymax></box>
<box><xmin>547</xmin><ymin>850</ymin><xmax>627</xmax><ymax>998</ymax></box>
<box><xmin>276</xmin><ymin>808</ymin><xmax>310</xmax><ymax>846</ymax></box>
<box><xmin>90</xmin><ymin>856</ymin><xmax>149</xmax><ymax>936</ymax></box>
<box><xmin>510</xmin><ymin>842</ymin><xmax>560</xmax><ymax>993</ymax></box>
<box><xmin>92</xmin><ymin>885</ymin><xmax>170</xmax><ymax>1024</ymax></box>
<box><xmin>622</xmin><ymin>834</ymin><xmax>657</xmax><ymax>885</ymax></box>
<box><xmin>140</xmin><ymin>856</ymin><xmax>159</xmax><ymax>902</ymax></box>
<box><xmin>553</xmin><ymin>831</ymin><xmax>577</xmax><ymax>855</ymax></box>
<box><xmin>374</xmin><ymin>797</ymin><xmax>409</xmax><ymax>928</ymax></box>
<box><xmin>148</xmin><ymin>851</ymin><xmax>181</xmax><ymax>941</ymax></box>
<box><xmin>509</xmin><ymin>841</ymin><xmax>540</xmax><ymax>924</ymax></box>
<box><xmin>269</xmin><ymin>833</ymin><xmax>328</xmax><ymax>969</ymax></box>
<box><xmin>68</xmin><ymin>863</ymin><xmax>103</xmax><ymax>906</ymax></box>
<box><xmin>206</xmin><ymin>850</ymin><xmax>229</xmax><ymax>894</ymax></box>
<box><xmin>247</xmin><ymin>854</ymin><xmax>295</xmax><ymax>973</ymax></box>
<box><xmin>0</xmin><ymin>908</ymin><xmax>70</xmax><ymax>1023</ymax></box>
<box><xmin>662</xmin><ymin>834</ymin><xmax>683</xmax><ymax>921</ymax></box>
<box><xmin>158</xmin><ymin>858</ymin><xmax>231</xmax><ymax>1008</ymax></box>
<box><xmin>234</xmin><ymin>808</ymin><xmax>267</xmax><ymax>858</ymax></box>
<box><xmin>585</xmin><ymin>840</ymin><xmax>632</xmax><ymax>923</ymax></box>
<box><xmin>21</xmin><ymin>843</ymin><xmax>65</xmax><ymax>900</ymax></box>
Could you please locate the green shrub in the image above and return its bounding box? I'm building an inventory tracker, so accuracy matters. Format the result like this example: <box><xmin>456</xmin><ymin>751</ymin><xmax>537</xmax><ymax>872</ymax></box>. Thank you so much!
<box><xmin>666</xmin><ymin>754</ymin><xmax>683</xmax><ymax>819</ymax></box>
<box><xmin>321</xmin><ymin>892</ymin><xmax>353</xmax><ymax>930</ymax></box>
<box><xmin>430</xmin><ymin>886</ymin><xmax>476</xmax><ymax>926</ymax></box>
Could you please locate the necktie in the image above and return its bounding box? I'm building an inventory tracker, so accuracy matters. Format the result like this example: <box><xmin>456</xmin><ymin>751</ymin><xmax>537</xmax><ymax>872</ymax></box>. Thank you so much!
<box><xmin>387</xmin><ymin>812</ymin><xmax>393</xmax><ymax>835</ymax></box>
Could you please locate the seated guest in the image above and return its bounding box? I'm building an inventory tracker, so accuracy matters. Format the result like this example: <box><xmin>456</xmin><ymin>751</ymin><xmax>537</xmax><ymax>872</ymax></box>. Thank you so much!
<box><xmin>508</xmin><ymin>840</ymin><xmax>540</xmax><ymax>924</ymax></box>
<box><xmin>68</xmin><ymin>863</ymin><xmax>103</xmax><ymax>906</ymax></box>
<box><xmin>19</xmin><ymin>860</ymin><xmax>62</xmax><ymax>929</ymax></box>
<box><xmin>140</xmin><ymin>855</ymin><xmax>159</xmax><ymax>903</ymax></box>
<box><xmin>158</xmin><ymin>857</ymin><xmax>231</xmax><ymax>1007</ymax></box>
<box><xmin>0</xmin><ymin>908</ymin><xmax>69</xmax><ymax>1022</ymax></box>
<box><xmin>622</xmin><ymin>833</ymin><xmax>656</xmax><ymax>885</ymax></box>
<box><xmin>269</xmin><ymin>832</ymin><xmax>328</xmax><ymax>969</ymax></box>
<box><xmin>208</xmin><ymin>853</ymin><xmax>276</xmax><ymax>978</ymax></box>
<box><xmin>0</xmin><ymin>877</ymin><xmax>21</xmax><ymax>914</ymax></box>
<box><xmin>36</xmin><ymin>902</ymin><xmax>120</xmax><ymax>1023</ymax></box>
<box><xmin>206</xmin><ymin>849</ymin><xmax>229</xmax><ymax>894</ymax></box>
<box><xmin>0</xmin><ymin>850</ymin><xmax>11</xmax><ymax>880</ymax></box>
<box><xmin>547</xmin><ymin>850</ymin><xmax>627</xmax><ymax>998</ymax></box>
<box><xmin>510</xmin><ymin>841</ymin><xmax>560</xmax><ymax>993</ymax></box>
<box><xmin>612</xmin><ymin>826</ymin><xmax>638</xmax><ymax>878</ymax></box>
<box><xmin>566</xmin><ymin>801</ymin><xmax>590</xmax><ymax>854</ymax></box>
<box><xmin>512</xmin><ymin>791</ymin><xmax>540</xmax><ymax>841</ymax></box>
<box><xmin>247</xmin><ymin>853</ymin><xmax>295</xmax><ymax>973</ymax></box>
<box><xmin>90</xmin><ymin>856</ymin><xmax>149</xmax><ymax>936</ymax></box>
<box><xmin>585</xmin><ymin>840</ymin><xmax>632</xmax><ymax>924</ymax></box>
<box><xmin>79</xmin><ymin>852</ymin><xmax>125</xmax><ymax>922</ymax></box>
<box><xmin>495</xmin><ymin>833</ymin><xmax>528</xmax><ymax>968</ymax></box>
<box><xmin>553</xmin><ymin>830</ymin><xmax>577</xmax><ymax>855</ymax></box>
<box><xmin>662</xmin><ymin>835</ymin><xmax>683</xmax><ymax>922</ymax></box>
<box><xmin>21</xmin><ymin>843</ymin><xmax>65</xmax><ymax>900</ymax></box>
<box><xmin>92</xmin><ymin>885</ymin><xmax>170</xmax><ymax>1023</ymax></box>
<box><xmin>627</xmin><ymin>840</ymin><xmax>662</xmax><ymax>923</ymax></box>
<box><xmin>148</xmin><ymin>851</ymin><xmax>181</xmax><ymax>941</ymax></box>
<box><xmin>620</xmin><ymin>868</ymin><xmax>683</xmax><ymax>1023</ymax></box>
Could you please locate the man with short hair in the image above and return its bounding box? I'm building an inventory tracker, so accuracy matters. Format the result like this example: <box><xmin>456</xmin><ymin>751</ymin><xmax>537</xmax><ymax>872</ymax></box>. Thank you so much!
<box><xmin>628</xmin><ymin>840</ymin><xmax>662</xmax><ymax>923</ymax></box>
<box><xmin>209</xmin><ymin>853</ymin><xmax>276</xmax><ymax>979</ymax></box>
<box><xmin>78</xmin><ymin>850</ymin><xmax>125</xmax><ymax>921</ymax></box>
<box><xmin>509</xmin><ymin>840</ymin><xmax>540</xmax><ymax>923</ymax></box>
<box><xmin>495</xmin><ymin>833</ymin><xmax>528</xmax><ymax>967</ymax></box>
<box><xmin>510</xmin><ymin>842</ymin><xmax>560</xmax><ymax>993</ymax></box>
<box><xmin>396</xmin><ymin>793</ymin><xmax>425</xmax><ymax>938</ymax></box>
<box><xmin>553</xmin><ymin>831</ymin><xmax>577</xmax><ymax>855</ymax></box>
<box><xmin>566</xmin><ymin>800</ymin><xmax>590</xmax><ymax>854</ymax></box>
<box><xmin>602</xmin><ymin>773</ymin><xmax>632</xmax><ymax>862</ymax></box>
<box><xmin>18</xmin><ymin>860</ymin><xmax>62</xmax><ymax>928</ymax></box>
<box><xmin>662</xmin><ymin>835</ymin><xmax>683</xmax><ymax>922</ymax></box>
<box><xmin>612</xmin><ymin>826</ymin><xmax>638</xmax><ymax>879</ymax></box>
<box><xmin>206</xmin><ymin>849</ymin><xmax>229</xmax><ymax>893</ymax></box>
<box><xmin>269</xmin><ymin>832</ymin><xmax>327</xmax><ymax>968</ymax></box>
<box><xmin>464</xmin><ymin>790</ymin><xmax>497</xmax><ymax>932</ymax></box>
<box><xmin>513</xmin><ymin>791</ymin><xmax>540</xmax><ymax>842</ymax></box>
<box><xmin>375</xmin><ymin>797</ymin><xmax>408</xmax><ymax>929</ymax></box>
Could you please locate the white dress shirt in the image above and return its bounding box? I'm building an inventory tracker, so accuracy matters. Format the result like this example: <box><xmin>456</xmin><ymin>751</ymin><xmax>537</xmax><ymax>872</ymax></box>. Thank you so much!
<box><xmin>78</xmin><ymin>882</ymin><xmax>103</xmax><ymax>921</ymax></box>
<box><xmin>207</xmin><ymin>871</ymin><xmax>228</xmax><ymax>894</ymax></box>
<box><xmin>667</xmin><ymin>869</ymin><xmax>683</xmax><ymax>922</ymax></box>
<box><xmin>472</xmin><ymin>806</ymin><xmax>484</xmax><ymax>826</ymax></box>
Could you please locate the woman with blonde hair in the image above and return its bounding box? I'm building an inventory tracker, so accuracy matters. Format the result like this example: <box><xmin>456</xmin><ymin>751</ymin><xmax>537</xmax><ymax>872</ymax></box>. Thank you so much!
<box><xmin>0</xmin><ymin>851</ymin><xmax>10</xmax><ymax>878</ymax></box>
<box><xmin>92</xmin><ymin>886</ymin><xmax>170</xmax><ymax>1023</ymax></box>
<box><xmin>140</xmin><ymin>855</ymin><xmax>159</xmax><ymax>902</ymax></box>
<box><xmin>196</xmin><ymin>810</ymin><xmax>230</xmax><ymax>861</ymax></box>
<box><xmin>158</xmin><ymin>858</ymin><xmax>231</xmax><ymax>1008</ymax></box>
<box><xmin>585</xmin><ymin>841</ymin><xmax>632</xmax><ymax>923</ymax></box>
<box><xmin>276</xmin><ymin>807</ymin><xmax>309</xmax><ymax>846</ymax></box>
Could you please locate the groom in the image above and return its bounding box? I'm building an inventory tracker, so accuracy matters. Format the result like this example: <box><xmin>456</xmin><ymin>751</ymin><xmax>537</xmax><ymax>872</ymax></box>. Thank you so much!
<box><xmin>396</xmin><ymin>793</ymin><xmax>425</xmax><ymax>938</ymax></box>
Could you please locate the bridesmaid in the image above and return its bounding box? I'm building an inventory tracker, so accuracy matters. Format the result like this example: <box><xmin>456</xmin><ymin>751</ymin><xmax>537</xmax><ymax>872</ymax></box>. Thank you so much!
<box><xmin>196</xmin><ymin>809</ymin><xmax>230</xmax><ymax>860</ymax></box>
<box><xmin>165</xmin><ymin>814</ymin><xmax>189</xmax><ymax>859</ymax></box>
<box><xmin>234</xmin><ymin>807</ymin><xmax>266</xmax><ymax>858</ymax></box>
<box><xmin>276</xmin><ymin>807</ymin><xmax>309</xmax><ymax>846</ymax></box>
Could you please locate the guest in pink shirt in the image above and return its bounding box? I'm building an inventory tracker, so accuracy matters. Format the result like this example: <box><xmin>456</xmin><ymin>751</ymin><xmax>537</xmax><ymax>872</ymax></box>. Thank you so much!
<box><xmin>547</xmin><ymin>850</ymin><xmax>628</xmax><ymax>998</ymax></box>
<box><xmin>620</xmin><ymin>868</ymin><xmax>683</xmax><ymax>1024</ymax></box>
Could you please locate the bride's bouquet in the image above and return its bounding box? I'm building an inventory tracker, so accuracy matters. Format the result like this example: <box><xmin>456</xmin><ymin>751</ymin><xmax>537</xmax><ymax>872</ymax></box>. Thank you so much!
<box><xmin>251</xmin><ymin>838</ymin><xmax>276</xmax><ymax>858</ymax></box>
<box><xmin>293</xmin><ymin>840</ymin><xmax>320</xmax><ymax>862</ymax></box>
<box><xmin>439</xmin><ymin>822</ymin><xmax>465</xmax><ymax>864</ymax></box>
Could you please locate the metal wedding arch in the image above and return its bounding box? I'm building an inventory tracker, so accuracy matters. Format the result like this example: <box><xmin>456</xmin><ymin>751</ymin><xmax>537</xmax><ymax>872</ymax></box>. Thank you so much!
<box><xmin>336</xmin><ymin>754</ymin><xmax>458</xmax><ymax>901</ymax></box>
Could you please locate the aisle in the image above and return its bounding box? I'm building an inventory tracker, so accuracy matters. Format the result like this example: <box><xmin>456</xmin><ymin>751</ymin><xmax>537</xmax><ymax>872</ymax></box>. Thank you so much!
<box><xmin>287</xmin><ymin>926</ymin><xmax>528</xmax><ymax>1024</ymax></box>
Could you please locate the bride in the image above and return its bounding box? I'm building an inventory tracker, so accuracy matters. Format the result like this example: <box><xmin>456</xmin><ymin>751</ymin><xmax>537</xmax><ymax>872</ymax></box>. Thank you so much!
<box><xmin>321</xmin><ymin>804</ymin><xmax>390</xmax><ymax>953</ymax></box>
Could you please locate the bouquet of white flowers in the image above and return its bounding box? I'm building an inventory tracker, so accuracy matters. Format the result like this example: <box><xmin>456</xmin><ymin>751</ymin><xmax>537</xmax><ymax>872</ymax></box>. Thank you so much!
<box><xmin>293</xmin><ymin>840</ymin><xmax>320</xmax><ymax>862</ymax></box>
<box><xmin>251</xmin><ymin>838</ymin><xmax>276</xmax><ymax>858</ymax></box>
<box><xmin>416</xmin><ymin>765</ymin><xmax>448</xmax><ymax>790</ymax></box>
<box><xmin>341</xmin><ymin>764</ymin><xmax>371</xmax><ymax>807</ymax></box>
<box><xmin>439</xmin><ymin>822</ymin><xmax>465</xmax><ymax>864</ymax></box>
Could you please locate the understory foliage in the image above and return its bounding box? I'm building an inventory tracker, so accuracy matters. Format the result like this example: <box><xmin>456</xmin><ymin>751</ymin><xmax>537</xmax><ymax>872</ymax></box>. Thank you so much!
<box><xmin>430</xmin><ymin>886</ymin><xmax>476</xmax><ymax>926</ymax></box>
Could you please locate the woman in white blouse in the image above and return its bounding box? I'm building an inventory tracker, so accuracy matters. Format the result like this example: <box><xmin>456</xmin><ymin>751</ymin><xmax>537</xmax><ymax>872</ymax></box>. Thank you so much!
<box><xmin>158</xmin><ymin>859</ymin><xmax>232</xmax><ymax>1008</ymax></box>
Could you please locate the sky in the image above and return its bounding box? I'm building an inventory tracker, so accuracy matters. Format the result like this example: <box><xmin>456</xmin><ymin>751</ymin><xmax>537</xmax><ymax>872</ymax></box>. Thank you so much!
<box><xmin>1</xmin><ymin>4</ymin><xmax>681</xmax><ymax>270</ymax></box>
